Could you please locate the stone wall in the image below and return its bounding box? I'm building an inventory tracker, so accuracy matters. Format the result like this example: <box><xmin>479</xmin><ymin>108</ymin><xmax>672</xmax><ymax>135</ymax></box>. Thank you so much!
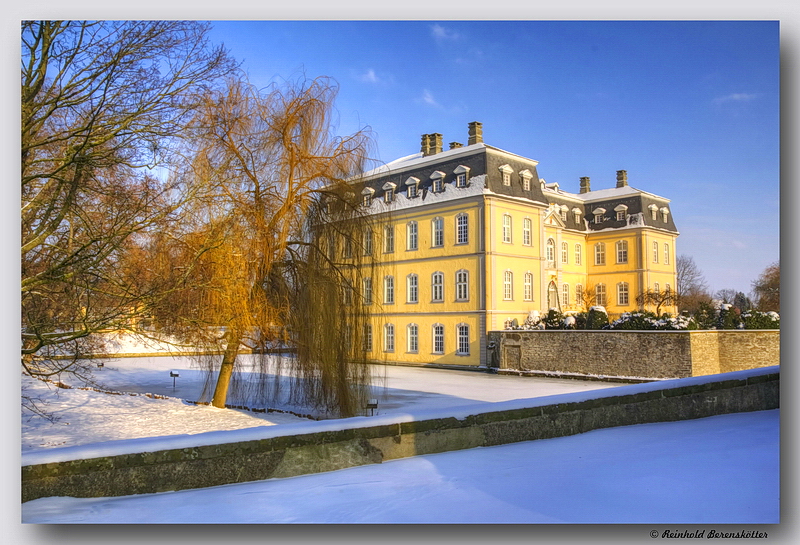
<box><xmin>487</xmin><ymin>330</ymin><xmax>779</xmax><ymax>379</ymax></box>
<box><xmin>22</xmin><ymin>367</ymin><xmax>779</xmax><ymax>502</ymax></box>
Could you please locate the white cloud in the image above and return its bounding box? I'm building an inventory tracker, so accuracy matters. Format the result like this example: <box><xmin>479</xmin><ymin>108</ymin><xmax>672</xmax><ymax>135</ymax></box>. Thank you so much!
<box><xmin>430</xmin><ymin>23</ymin><xmax>460</xmax><ymax>41</ymax></box>
<box><xmin>358</xmin><ymin>69</ymin><xmax>380</xmax><ymax>84</ymax></box>
<box><xmin>713</xmin><ymin>93</ymin><xmax>757</xmax><ymax>105</ymax></box>
<box><xmin>421</xmin><ymin>89</ymin><xmax>440</xmax><ymax>107</ymax></box>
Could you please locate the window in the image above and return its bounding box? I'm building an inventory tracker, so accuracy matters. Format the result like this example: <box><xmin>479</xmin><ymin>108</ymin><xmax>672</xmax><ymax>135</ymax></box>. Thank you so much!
<box><xmin>594</xmin><ymin>213</ymin><xmax>603</xmax><ymax>224</ymax></box>
<box><xmin>384</xmin><ymin>188</ymin><xmax>394</xmax><ymax>204</ymax></box>
<box><xmin>456</xmin><ymin>214</ymin><xmax>469</xmax><ymax>244</ymax></box>
<box><xmin>431</xmin><ymin>272</ymin><xmax>444</xmax><ymax>302</ymax></box>
<box><xmin>524</xmin><ymin>272</ymin><xmax>533</xmax><ymax>301</ymax></box>
<box><xmin>561</xmin><ymin>208</ymin><xmax>568</xmax><ymax>222</ymax></box>
<box><xmin>595</xmin><ymin>283</ymin><xmax>607</xmax><ymax>306</ymax></box>
<box><xmin>593</xmin><ymin>207</ymin><xmax>606</xmax><ymax>225</ymax></box>
<box><xmin>665</xmin><ymin>284</ymin><xmax>672</xmax><ymax>297</ymax></box>
<box><xmin>654</xmin><ymin>282</ymin><xmax>660</xmax><ymax>294</ymax></box>
<box><xmin>575</xmin><ymin>284</ymin><xmax>583</xmax><ymax>306</ymax></box>
<box><xmin>407</xmin><ymin>324</ymin><xmax>419</xmax><ymax>353</ymax></box>
<box><xmin>384</xmin><ymin>225</ymin><xmax>394</xmax><ymax>253</ymax></box>
<box><xmin>616</xmin><ymin>240</ymin><xmax>628</xmax><ymax>264</ymax></box>
<box><xmin>653</xmin><ymin>241</ymin><xmax>659</xmax><ymax>263</ymax></box>
<box><xmin>649</xmin><ymin>204</ymin><xmax>658</xmax><ymax>221</ymax></box>
<box><xmin>431</xmin><ymin>171</ymin><xmax>445</xmax><ymax>193</ymax></box>
<box><xmin>502</xmin><ymin>172</ymin><xmax>511</xmax><ymax>186</ymax></box>
<box><xmin>328</xmin><ymin>236</ymin><xmax>336</xmax><ymax>259</ymax></box>
<box><xmin>574</xmin><ymin>209</ymin><xmax>582</xmax><ymax>224</ymax></box>
<box><xmin>594</xmin><ymin>242</ymin><xmax>606</xmax><ymax>266</ymax></box>
<box><xmin>432</xmin><ymin>324</ymin><xmax>444</xmax><ymax>354</ymax></box>
<box><xmin>562</xmin><ymin>284</ymin><xmax>570</xmax><ymax>307</ymax></box>
<box><xmin>342</xmin><ymin>236</ymin><xmax>352</xmax><ymax>258</ymax></box>
<box><xmin>407</xmin><ymin>221</ymin><xmax>418</xmax><ymax>250</ymax></box>
<box><xmin>661</xmin><ymin>207</ymin><xmax>669</xmax><ymax>223</ymax></box>
<box><xmin>363</xmin><ymin>324</ymin><xmax>372</xmax><ymax>352</ymax></box>
<box><xmin>615</xmin><ymin>205</ymin><xmax>628</xmax><ymax>222</ymax></box>
<box><xmin>617</xmin><ymin>282</ymin><xmax>629</xmax><ymax>306</ymax></box>
<box><xmin>546</xmin><ymin>238</ymin><xmax>555</xmax><ymax>263</ymax></box>
<box><xmin>561</xmin><ymin>241</ymin><xmax>569</xmax><ymax>264</ymax></box>
<box><xmin>456</xmin><ymin>269</ymin><xmax>469</xmax><ymax>301</ymax></box>
<box><xmin>523</xmin><ymin>218</ymin><xmax>532</xmax><ymax>246</ymax></box>
<box><xmin>575</xmin><ymin>244</ymin><xmax>582</xmax><ymax>265</ymax></box>
<box><xmin>523</xmin><ymin>176</ymin><xmax>530</xmax><ymax>190</ymax></box>
<box><xmin>363</xmin><ymin>229</ymin><xmax>373</xmax><ymax>256</ymax></box>
<box><xmin>456</xmin><ymin>324</ymin><xmax>470</xmax><ymax>355</ymax></box>
<box><xmin>502</xmin><ymin>214</ymin><xmax>512</xmax><ymax>243</ymax></box>
<box><xmin>384</xmin><ymin>324</ymin><xmax>395</xmax><ymax>352</ymax></box>
<box><xmin>616</xmin><ymin>210</ymin><xmax>626</xmax><ymax>221</ymax></box>
<box><xmin>407</xmin><ymin>184</ymin><xmax>418</xmax><ymax>199</ymax></box>
<box><xmin>384</xmin><ymin>276</ymin><xmax>394</xmax><ymax>304</ymax></box>
<box><xmin>503</xmin><ymin>270</ymin><xmax>513</xmax><ymax>300</ymax></box>
<box><xmin>664</xmin><ymin>243</ymin><xmax>670</xmax><ymax>265</ymax></box>
<box><xmin>406</xmin><ymin>274</ymin><xmax>418</xmax><ymax>303</ymax></box>
<box><xmin>456</xmin><ymin>173</ymin><xmax>467</xmax><ymax>188</ymax></box>
<box><xmin>363</xmin><ymin>277</ymin><xmax>373</xmax><ymax>305</ymax></box>
<box><xmin>432</xmin><ymin>217</ymin><xmax>444</xmax><ymax>247</ymax></box>
<box><xmin>363</xmin><ymin>194</ymin><xmax>372</xmax><ymax>207</ymax></box>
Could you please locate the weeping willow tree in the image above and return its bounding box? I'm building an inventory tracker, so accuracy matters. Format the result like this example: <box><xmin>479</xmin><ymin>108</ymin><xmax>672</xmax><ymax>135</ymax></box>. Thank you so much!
<box><xmin>141</xmin><ymin>76</ymin><xmax>377</xmax><ymax>416</ymax></box>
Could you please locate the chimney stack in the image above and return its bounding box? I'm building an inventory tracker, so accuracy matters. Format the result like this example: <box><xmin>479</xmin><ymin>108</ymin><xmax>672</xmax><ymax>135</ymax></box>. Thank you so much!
<box><xmin>431</xmin><ymin>133</ymin><xmax>443</xmax><ymax>155</ymax></box>
<box><xmin>421</xmin><ymin>134</ymin><xmax>431</xmax><ymax>156</ymax></box>
<box><xmin>616</xmin><ymin>170</ymin><xmax>628</xmax><ymax>188</ymax></box>
<box><xmin>449</xmin><ymin>141</ymin><xmax>463</xmax><ymax>150</ymax></box>
<box><xmin>580</xmin><ymin>176</ymin><xmax>591</xmax><ymax>194</ymax></box>
<box><xmin>468</xmin><ymin>121</ymin><xmax>483</xmax><ymax>145</ymax></box>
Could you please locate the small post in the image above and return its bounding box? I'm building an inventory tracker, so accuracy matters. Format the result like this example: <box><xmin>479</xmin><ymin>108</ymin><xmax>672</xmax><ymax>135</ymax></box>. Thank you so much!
<box><xmin>170</xmin><ymin>371</ymin><xmax>180</xmax><ymax>389</ymax></box>
<box><xmin>96</xmin><ymin>362</ymin><xmax>104</xmax><ymax>369</ymax></box>
<box><xmin>366</xmin><ymin>399</ymin><xmax>378</xmax><ymax>416</ymax></box>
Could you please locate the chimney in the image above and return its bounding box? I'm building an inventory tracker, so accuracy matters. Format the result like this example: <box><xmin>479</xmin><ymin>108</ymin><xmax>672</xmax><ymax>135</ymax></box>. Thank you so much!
<box><xmin>616</xmin><ymin>170</ymin><xmax>628</xmax><ymax>188</ymax></box>
<box><xmin>420</xmin><ymin>134</ymin><xmax>431</xmax><ymax>156</ymax></box>
<box><xmin>580</xmin><ymin>176</ymin><xmax>591</xmax><ymax>194</ymax></box>
<box><xmin>430</xmin><ymin>133</ymin><xmax>443</xmax><ymax>155</ymax></box>
<box><xmin>449</xmin><ymin>142</ymin><xmax>463</xmax><ymax>150</ymax></box>
<box><xmin>468</xmin><ymin>121</ymin><xmax>483</xmax><ymax>145</ymax></box>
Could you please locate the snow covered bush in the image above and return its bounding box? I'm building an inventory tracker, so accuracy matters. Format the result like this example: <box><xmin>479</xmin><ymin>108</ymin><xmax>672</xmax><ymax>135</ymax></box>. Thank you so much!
<box><xmin>584</xmin><ymin>306</ymin><xmax>608</xmax><ymax>330</ymax></box>
<box><xmin>542</xmin><ymin>308</ymin><xmax>564</xmax><ymax>329</ymax></box>
<box><xmin>740</xmin><ymin>310</ymin><xmax>780</xmax><ymax>329</ymax></box>
<box><xmin>605</xmin><ymin>312</ymin><xmax>692</xmax><ymax>330</ymax></box>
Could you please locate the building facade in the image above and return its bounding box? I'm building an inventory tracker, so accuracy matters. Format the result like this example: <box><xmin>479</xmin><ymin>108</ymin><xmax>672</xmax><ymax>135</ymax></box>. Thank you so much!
<box><xmin>346</xmin><ymin>122</ymin><xmax>678</xmax><ymax>367</ymax></box>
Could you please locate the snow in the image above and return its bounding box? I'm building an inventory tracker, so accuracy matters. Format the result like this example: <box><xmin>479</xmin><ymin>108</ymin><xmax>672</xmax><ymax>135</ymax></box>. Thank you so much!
<box><xmin>21</xmin><ymin>409</ymin><xmax>779</xmax><ymax>524</ymax></box>
<box><xmin>19</xmin><ymin>350</ymin><xmax>779</xmax><ymax>524</ymax></box>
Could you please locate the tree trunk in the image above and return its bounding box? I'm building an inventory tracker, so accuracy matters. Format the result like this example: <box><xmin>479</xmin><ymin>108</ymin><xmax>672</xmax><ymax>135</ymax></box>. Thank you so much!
<box><xmin>211</xmin><ymin>329</ymin><xmax>241</xmax><ymax>408</ymax></box>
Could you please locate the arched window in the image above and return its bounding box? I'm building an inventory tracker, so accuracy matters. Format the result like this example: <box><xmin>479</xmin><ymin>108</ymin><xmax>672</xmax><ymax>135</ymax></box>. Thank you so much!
<box><xmin>432</xmin><ymin>324</ymin><xmax>445</xmax><ymax>354</ymax></box>
<box><xmin>561</xmin><ymin>241</ymin><xmax>569</xmax><ymax>264</ymax></box>
<box><xmin>502</xmin><ymin>214</ymin><xmax>512</xmax><ymax>243</ymax></box>
<box><xmin>432</xmin><ymin>217</ymin><xmax>444</xmax><ymax>247</ymax></box>
<box><xmin>575</xmin><ymin>243</ymin><xmax>582</xmax><ymax>265</ymax></box>
<box><xmin>384</xmin><ymin>276</ymin><xmax>394</xmax><ymax>304</ymax></box>
<box><xmin>595</xmin><ymin>283</ymin><xmax>607</xmax><ymax>306</ymax></box>
<box><xmin>523</xmin><ymin>218</ymin><xmax>532</xmax><ymax>246</ymax></box>
<box><xmin>362</xmin><ymin>323</ymin><xmax>372</xmax><ymax>352</ymax></box>
<box><xmin>363</xmin><ymin>229</ymin><xmax>373</xmax><ymax>256</ymax></box>
<box><xmin>503</xmin><ymin>270</ymin><xmax>513</xmax><ymax>300</ymax></box>
<box><xmin>546</xmin><ymin>238</ymin><xmax>555</xmax><ymax>263</ymax></box>
<box><xmin>456</xmin><ymin>323</ymin><xmax>470</xmax><ymax>355</ymax></box>
<box><xmin>407</xmin><ymin>324</ymin><xmax>419</xmax><ymax>353</ymax></box>
<box><xmin>406</xmin><ymin>274</ymin><xmax>418</xmax><ymax>303</ymax></box>
<box><xmin>524</xmin><ymin>272</ymin><xmax>533</xmax><ymax>301</ymax></box>
<box><xmin>653</xmin><ymin>241</ymin><xmax>659</xmax><ymax>263</ymax></box>
<box><xmin>594</xmin><ymin>243</ymin><xmax>606</xmax><ymax>266</ymax></box>
<box><xmin>384</xmin><ymin>225</ymin><xmax>394</xmax><ymax>253</ymax></box>
<box><xmin>617</xmin><ymin>282</ymin><xmax>629</xmax><ymax>306</ymax></box>
<box><xmin>431</xmin><ymin>272</ymin><xmax>444</xmax><ymax>302</ymax></box>
<box><xmin>456</xmin><ymin>269</ymin><xmax>469</xmax><ymax>301</ymax></box>
<box><xmin>406</xmin><ymin>221</ymin><xmax>418</xmax><ymax>251</ymax></box>
<box><xmin>664</xmin><ymin>243</ymin><xmax>670</xmax><ymax>265</ymax></box>
<box><xmin>575</xmin><ymin>284</ymin><xmax>584</xmax><ymax>306</ymax></box>
<box><xmin>384</xmin><ymin>323</ymin><xmax>395</xmax><ymax>352</ymax></box>
<box><xmin>616</xmin><ymin>240</ymin><xmax>628</xmax><ymax>264</ymax></box>
<box><xmin>456</xmin><ymin>213</ymin><xmax>469</xmax><ymax>244</ymax></box>
<box><xmin>562</xmin><ymin>284</ymin><xmax>570</xmax><ymax>307</ymax></box>
<box><xmin>363</xmin><ymin>277</ymin><xmax>372</xmax><ymax>305</ymax></box>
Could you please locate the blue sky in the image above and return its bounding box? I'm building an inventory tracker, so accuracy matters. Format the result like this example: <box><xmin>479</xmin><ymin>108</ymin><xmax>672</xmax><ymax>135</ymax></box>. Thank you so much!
<box><xmin>208</xmin><ymin>20</ymin><xmax>779</xmax><ymax>296</ymax></box>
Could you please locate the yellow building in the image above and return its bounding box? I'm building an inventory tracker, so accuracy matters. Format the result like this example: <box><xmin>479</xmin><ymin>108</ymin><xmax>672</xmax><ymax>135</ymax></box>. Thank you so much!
<box><xmin>353</xmin><ymin>122</ymin><xmax>678</xmax><ymax>367</ymax></box>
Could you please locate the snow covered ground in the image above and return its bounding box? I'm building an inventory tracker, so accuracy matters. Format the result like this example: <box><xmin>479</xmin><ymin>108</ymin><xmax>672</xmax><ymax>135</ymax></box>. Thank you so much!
<box><xmin>22</xmin><ymin>410</ymin><xmax>778</xmax><ymax>524</ymax></box>
<box><xmin>20</xmin><ymin>353</ymin><xmax>780</xmax><ymax>525</ymax></box>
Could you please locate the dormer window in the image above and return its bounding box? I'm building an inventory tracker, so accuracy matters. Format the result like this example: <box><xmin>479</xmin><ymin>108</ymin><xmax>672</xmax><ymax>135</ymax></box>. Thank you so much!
<box><xmin>648</xmin><ymin>204</ymin><xmax>658</xmax><ymax>221</ymax></box>
<box><xmin>405</xmin><ymin>176</ymin><xmax>420</xmax><ymax>199</ymax></box>
<box><xmin>499</xmin><ymin>164</ymin><xmax>513</xmax><ymax>186</ymax></box>
<box><xmin>430</xmin><ymin>171</ymin><xmax>446</xmax><ymax>193</ymax></box>
<box><xmin>614</xmin><ymin>204</ymin><xmax>628</xmax><ymax>221</ymax></box>
<box><xmin>453</xmin><ymin>165</ymin><xmax>470</xmax><ymax>188</ymax></box>
<box><xmin>361</xmin><ymin>187</ymin><xmax>374</xmax><ymax>207</ymax></box>
<box><xmin>593</xmin><ymin>207</ymin><xmax>606</xmax><ymax>224</ymax></box>
<box><xmin>382</xmin><ymin>181</ymin><xmax>397</xmax><ymax>204</ymax></box>
<box><xmin>572</xmin><ymin>207</ymin><xmax>582</xmax><ymax>224</ymax></box>
<box><xmin>560</xmin><ymin>205</ymin><xmax>568</xmax><ymax>222</ymax></box>
<box><xmin>519</xmin><ymin>169</ymin><xmax>533</xmax><ymax>191</ymax></box>
<box><xmin>660</xmin><ymin>207</ymin><xmax>670</xmax><ymax>223</ymax></box>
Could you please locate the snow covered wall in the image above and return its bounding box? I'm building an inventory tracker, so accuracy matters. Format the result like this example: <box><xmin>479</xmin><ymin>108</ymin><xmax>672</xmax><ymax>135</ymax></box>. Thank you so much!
<box><xmin>22</xmin><ymin>366</ymin><xmax>779</xmax><ymax>502</ymax></box>
<box><xmin>487</xmin><ymin>329</ymin><xmax>780</xmax><ymax>379</ymax></box>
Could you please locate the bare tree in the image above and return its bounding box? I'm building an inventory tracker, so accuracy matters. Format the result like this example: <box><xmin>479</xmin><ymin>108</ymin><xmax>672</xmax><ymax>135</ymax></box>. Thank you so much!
<box><xmin>142</xmin><ymin>77</ymin><xmax>376</xmax><ymax>416</ymax></box>
<box><xmin>636</xmin><ymin>288</ymin><xmax>677</xmax><ymax>316</ymax></box>
<box><xmin>21</xmin><ymin>21</ymin><xmax>234</xmax><ymax>381</ymax></box>
<box><xmin>752</xmin><ymin>262</ymin><xmax>780</xmax><ymax>312</ymax></box>
<box><xmin>675</xmin><ymin>254</ymin><xmax>711</xmax><ymax>314</ymax></box>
